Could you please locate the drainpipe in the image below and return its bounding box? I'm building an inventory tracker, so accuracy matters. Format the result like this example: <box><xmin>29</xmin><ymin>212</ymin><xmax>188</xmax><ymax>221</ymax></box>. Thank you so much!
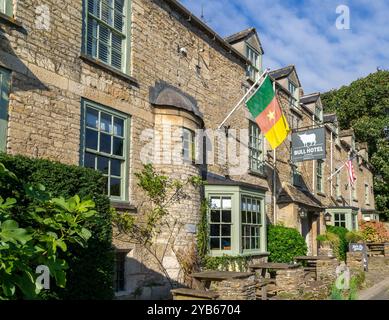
<box><xmin>330</xmin><ymin>131</ymin><xmax>333</xmax><ymax>197</ymax></box>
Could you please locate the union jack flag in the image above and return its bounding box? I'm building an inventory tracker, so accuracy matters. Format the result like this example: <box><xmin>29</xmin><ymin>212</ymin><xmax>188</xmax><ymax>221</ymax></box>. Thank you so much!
<box><xmin>345</xmin><ymin>158</ymin><xmax>357</xmax><ymax>185</ymax></box>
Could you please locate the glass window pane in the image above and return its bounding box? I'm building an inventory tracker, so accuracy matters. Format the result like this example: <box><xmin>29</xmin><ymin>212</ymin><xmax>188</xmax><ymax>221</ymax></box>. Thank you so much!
<box><xmin>102</xmin><ymin>176</ymin><xmax>109</xmax><ymax>194</ymax></box>
<box><xmin>100</xmin><ymin>113</ymin><xmax>112</xmax><ymax>133</ymax></box>
<box><xmin>210</xmin><ymin>210</ymin><xmax>220</xmax><ymax>223</ymax></box>
<box><xmin>113</xmin><ymin>137</ymin><xmax>124</xmax><ymax>156</ymax></box>
<box><xmin>100</xmin><ymin>133</ymin><xmax>112</xmax><ymax>153</ymax></box>
<box><xmin>210</xmin><ymin>238</ymin><xmax>220</xmax><ymax>250</ymax></box>
<box><xmin>111</xmin><ymin>159</ymin><xmax>121</xmax><ymax>176</ymax></box>
<box><xmin>210</xmin><ymin>198</ymin><xmax>221</xmax><ymax>209</ymax></box>
<box><xmin>84</xmin><ymin>152</ymin><xmax>96</xmax><ymax>169</ymax></box>
<box><xmin>222</xmin><ymin>210</ymin><xmax>231</xmax><ymax>223</ymax></box>
<box><xmin>221</xmin><ymin>225</ymin><xmax>231</xmax><ymax>237</ymax></box>
<box><xmin>86</xmin><ymin>128</ymin><xmax>98</xmax><ymax>150</ymax></box>
<box><xmin>222</xmin><ymin>238</ymin><xmax>231</xmax><ymax>250</ymax></box>
<box><xmin>242</xmin><ymin>211</ymin><xmax>246</xmax><ymax>223</ymax></box>
<box><xmin>222</xmin><ymin>197</ymin><xmax>231</xmax><ymax>209</ymax></box>
<box><xmin>99</xmin><ymin>41</ymin><xmax>109</xmax><ymax>63</ymax></box>
<box><xmin>114</xmin><ymin>118</ymin><xmax>124</xmax><ymax>136</ymax></box>
<box><xmin>110</xmin><ymin>177</ymin><xmax>121</xmax><ymax>196</ymax></box>
<box><xmin>86</xmin><ymin>107</ymin><xmax>98</xmax><ymax>128</ymax></box>
<box><xmin>88</xmin><ymin>0</ymin><xmax>100</xmax><ymax>16</ymax></box>
<box><xmin>97</xmin><ymin>156</ymin><xmax>109</xmax><ymax>174</ymax></box>
<box><xmin>210</xmin><ymin>224</ymin><xmax>220</xmax><ymax>237</ymax></box>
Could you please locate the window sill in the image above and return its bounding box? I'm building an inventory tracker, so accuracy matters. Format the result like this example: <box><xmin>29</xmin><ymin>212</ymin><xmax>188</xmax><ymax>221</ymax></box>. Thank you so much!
<box><xmin>111</xmin><ymin>200</ymin><xmax>137</xmax><ymax>213</ymax></box>
<box><xmin>317</xmin><ymin>192</ymin><xmax>326</xmax><ymax>197</ymax></box>
<box><xmin>248</xmin><ymin>169</ymin><xmax>266</xmax><ymax>179</ymax></box>
<box><xmin>80</xmin><ymin>53</ymin><xmax>139</xmax><ymax>87</ymax></box>
<box><xmin>0</xmin><ymin>12</ymin><xmax>23</xmax><ymax>28</ymax></box>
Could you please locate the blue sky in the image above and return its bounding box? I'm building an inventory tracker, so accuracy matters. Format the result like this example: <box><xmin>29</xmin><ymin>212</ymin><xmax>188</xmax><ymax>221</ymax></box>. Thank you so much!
<box><xmin>180</xmin><ymin>0</ymin><xmax>389</xmax><ymax>93</ymax></box>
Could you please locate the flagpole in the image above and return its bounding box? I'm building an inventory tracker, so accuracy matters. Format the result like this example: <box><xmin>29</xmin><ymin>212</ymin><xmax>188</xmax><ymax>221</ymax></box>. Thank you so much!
<box><xmin>273</xmin><ymin>80</ymin><xmax>277</xmax><ymax>224</ymax></box>
<box><xmin>217</xmin><ymin>68</ymin><xmax>270</xmax><ymax>130</ymax></box>
<box><xmin>349</xmin><ymin>151</ymin><xmax>353</xmax><ymax>206</ymax></box>
<box><xmin>327</xmin><ymin>153</ymin><xmax>358</xmax><ymax>181</ymax></box>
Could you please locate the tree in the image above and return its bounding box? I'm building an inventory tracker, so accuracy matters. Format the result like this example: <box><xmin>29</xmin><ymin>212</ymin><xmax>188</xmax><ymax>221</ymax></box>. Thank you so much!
<box><xmin>0</xmin><ymin>163</ymin><xmax>96</xmax><ymax>299</ymax></box>
<box><xmin>112</xmin><ymin>164</ymin><xmax>202</xmax><ymax>289</ymax></box>
<box><xmin>321</xmin><ymin>70</ymin><xmax>389</xmax><ymax>219</ymax></box>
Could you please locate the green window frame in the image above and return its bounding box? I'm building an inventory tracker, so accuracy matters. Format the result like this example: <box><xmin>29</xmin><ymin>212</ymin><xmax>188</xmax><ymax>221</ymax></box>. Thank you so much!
<box><xmin>249</xmin><ymin>121</ymin><xmax>264</xmax><ymax>174</ymax></box>
<box><xmin>0</xmin><ymin>66</ymin><xmax>10</xmax><ymax>152</ymax></box>
<box><xmin>334</xmin><ymin>213</ymin><xmax>346</xmax><ymax>228</ymax></box>
<box><xmin>80</xmin><ymin>99</ymin><xmax>130</xmax><ymax>201</ymax></box>
<box><xmin>316</xmin><ymin>160</ymin><xmax>324</xmax><ymax>192</ymax></box>
<box><xmin>241</xmin><ymin>196</ymin><xmax>262</xmax><ymax>251</ymax></box>
<box><xmin>205</xmin><ymin>185</ymin><xmax>266</xmax><ymax>257</ymax></box>
<box><xmin>246</xmin><ymin>44</ymin><xmax>260</xmax><ymax>81</ymax></box>
<box><xmin>83</xmin><ymin>0</ymin><xmax>131</xmax><ymax>73</ymax></box>
<box><xmin>182</xmin><ymin>127</ymin><xmax>195</xmax><ymax>164</ymax></box>
<box><xmin>0</xmin><ymin>0</ymin><xmax>13</xmax><ymax>16</ymax></box>
<box><xmin>209</xmin><ymin>196</ymin><xmax>233</xmax><ymax>251</ymax></box>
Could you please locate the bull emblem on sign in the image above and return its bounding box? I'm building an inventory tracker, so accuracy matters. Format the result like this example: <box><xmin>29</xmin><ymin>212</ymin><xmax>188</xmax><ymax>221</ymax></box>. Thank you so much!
<box><xmin>298</xmin><ymin>133</ymin><xmax>317</xmax><ymax>147</ymax></box>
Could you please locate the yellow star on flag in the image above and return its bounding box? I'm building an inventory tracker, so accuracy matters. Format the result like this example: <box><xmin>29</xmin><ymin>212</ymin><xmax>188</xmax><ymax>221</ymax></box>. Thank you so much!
<box><xmin>267</xmin><ymin>111</ymin><xmax>275</xmax><ymax>121</ymax></box>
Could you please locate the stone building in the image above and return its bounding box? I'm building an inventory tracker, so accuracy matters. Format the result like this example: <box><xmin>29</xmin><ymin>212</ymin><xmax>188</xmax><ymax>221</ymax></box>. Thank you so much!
<box><xmin>0</xmin><ymin>0</ymin><xmax>377</xmax><ymax>299</ymax></box>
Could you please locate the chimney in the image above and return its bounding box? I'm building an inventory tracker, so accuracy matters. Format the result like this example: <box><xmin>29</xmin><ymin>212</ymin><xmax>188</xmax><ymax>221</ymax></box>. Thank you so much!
<box><xmin>358</xmin><ymin>142</ymin><xmax>369</xmax><ymax>162</ymax></box>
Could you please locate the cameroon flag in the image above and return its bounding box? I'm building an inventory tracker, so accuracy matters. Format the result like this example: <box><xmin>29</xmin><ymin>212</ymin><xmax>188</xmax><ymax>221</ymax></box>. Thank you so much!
<box><xmin>246</xmin><ymin>76</ymin><xmax>290</xmax><ymax>149</ymax></box>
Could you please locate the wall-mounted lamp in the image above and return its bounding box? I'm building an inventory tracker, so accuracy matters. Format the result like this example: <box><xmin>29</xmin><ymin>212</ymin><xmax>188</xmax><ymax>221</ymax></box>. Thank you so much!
<box><xmin>324</xmin><ymin>212</ymin><xmax>332</xmax><ymax>223</ymax></box>
<box><xmin>298</xmin><ymin>208</ymin><xmax>307</xmax><ymax>219</ymax></box>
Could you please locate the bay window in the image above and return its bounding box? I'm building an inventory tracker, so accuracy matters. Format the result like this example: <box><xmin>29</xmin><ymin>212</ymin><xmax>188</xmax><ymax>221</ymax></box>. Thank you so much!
<box><xmin>205</xmin><ymin>185</ymin><xmax>266</xmax><ymax>256</ymax></box>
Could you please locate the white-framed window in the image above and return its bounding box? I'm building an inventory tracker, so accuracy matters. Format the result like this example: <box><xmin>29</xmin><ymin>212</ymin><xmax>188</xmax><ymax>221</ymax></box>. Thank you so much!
<box><xmin>316</xmin><ymin>159</ymin><xmax>324</xmax><ymax>193</ymax></box>
<box><xmin>249</xmin><ymin>121</ymin><xmax>264</xmax><ymax>174</ymax></box>
<box><xmin>209</xmin><ymin>196</ymin><xmax>232</xmax><ymax>251</ymax></box>
<box><xmin>83</xmin><ymin>0</ymin><xmax>130</xmax><ymax>73</ymax></box>
<box><xmin>334</xmin><ymin>213</ymin><xmax>346</xmax><ymax>228</ymax></box>
<box><xmin>315</xmin><ymin>105</ymin><xmax>323</xmax><ymax>123</ymax></box>
<box><xmin>182</xmin><ymin>127</ymin><xmax>195</xmax><ymax>164</ymax></box>
<box><xmin>352</xmin><ymin>214</ymin><xmax>358</xmax><ymax>231</ymax></box>
<box><xmin>0</xmin><ymin>66</ymin><xmax>10</xmax><ymax>152</ymax></box>
<box><xmin>246</xmin><ymin>44</ymin><xmax>260</xmax><ymax>81</ymax></box>
<box><xmin>241</xmin><ymin>196</ymin><xmax>262</xmax><ymax>251</ymax></box>
<box><xmin>365</xmin><ymin>183</ymin><xmax>369</xmax><ymax>204</ymax></box>
<box><xmin>81</xmin><ymin>99</ymin><xmax>129</xmax><ymax>201</ymax></box>
<box><xmin>0</xmin><ymin>0</ymin><xmax>13</xmax><ymax>16</ymax></box>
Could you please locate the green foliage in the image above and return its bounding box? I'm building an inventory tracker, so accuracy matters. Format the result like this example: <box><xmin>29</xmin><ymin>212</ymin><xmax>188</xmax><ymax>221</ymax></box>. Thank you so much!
<box><xmin>317</xmin><ymin>231</ymin><xmax>341</xmax><ymax>260</ymax></box>
<box><xmin>330</xmin><ymin>273</ymin><xmax>364</xmax><ymax>300</ymax></box>
<box><xmin>345</xmin><ymin>231</ymin><xmax>364</xmax><ymax>243</ymax></box>
<box><xmin>0</xmin><ymin>153</ymin><xmax>114</xmax><ymax>299</ymax></box>
<box><xmin>197</xmin><ymin>200</ymin><xmax>209</xmax><ymax>264</ymax></box>
<box><xmin>0</xmin><ymin>165</ymin><xmax>96</xmax><ymax>299</ymax></box>
<box><xmin>321</xmin><ymin>70</ymin><xmax>389</xmax><ymax>219</ymax></box>
<box><xmin>267</xmin><ymin>225</ymin><xmax>307</xmax><ymax>263</ymax></box>
<box><xmin>203</xmin><ymin>255</ymin><xmax>250</xmax><ymax>272</ymax></box>
<box><xmin>359</xmin><ymin>220</ymin><xmax>389</xmax><ymax>242</ymax></box>
<box><xmin>327</xmin><ymin>226</ymin><xmax>348</xmax><ymax>261</ymax></box>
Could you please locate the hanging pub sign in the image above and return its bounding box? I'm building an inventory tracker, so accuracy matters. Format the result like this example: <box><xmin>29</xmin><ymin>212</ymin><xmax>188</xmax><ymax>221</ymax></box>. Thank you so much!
<box><xmin>292</xmin><ymin>127</ymin><xmax>326</xmax><ymax>162</ymax></box>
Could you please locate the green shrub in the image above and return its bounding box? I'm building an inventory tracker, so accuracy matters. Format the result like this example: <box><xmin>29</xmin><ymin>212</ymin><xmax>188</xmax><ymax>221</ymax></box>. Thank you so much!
<box><xmin>0</xmin><ymin>153</ymin><xmax>114</xmax><ymax>299</ymax></box>
<box><xmin>327</xmin><ymin>226</ymin><xmax>348</xmax><ymax>261</ymax></box>
<box><xmin>267</xmin><ymin>225</ymin><xmax>307</xmax><ymax>263</ymax></box>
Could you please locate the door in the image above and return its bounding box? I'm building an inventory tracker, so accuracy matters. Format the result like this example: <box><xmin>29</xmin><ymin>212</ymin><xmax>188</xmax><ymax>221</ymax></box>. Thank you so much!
<box><xmin>301</xmin><ymin>215</ymin><xmax>312</xmax><ymax>255</ymax></box>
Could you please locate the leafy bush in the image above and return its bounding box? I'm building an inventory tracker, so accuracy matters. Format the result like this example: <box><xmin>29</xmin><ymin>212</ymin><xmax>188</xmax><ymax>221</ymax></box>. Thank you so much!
<box><xmin>326</xmin><ymin>226</ymin><xmax>348</xmax><ymax>261</ymax></box>
<box><xmin>203</xmin><ymin>255</ymin><xmax>250</xmax><ymax>272</ymax></box>
<box><xmin>359</xmin><ymin>220</ymin><xmax>389</xmax><ymax>243</ymax></box>
<box><xmin>267</xmin><ymin>225</ymin><xmax>307</xmax><ymax>263</ymax></box>
<box><xmin>0</xmin><ymin>153</ymin><xmax>114</xmax><ymax>299</ymax></box>
<box><xmin>345</xmin><ymin>231</ymin><xmax>364</xmax><ymax>243</ymax></box>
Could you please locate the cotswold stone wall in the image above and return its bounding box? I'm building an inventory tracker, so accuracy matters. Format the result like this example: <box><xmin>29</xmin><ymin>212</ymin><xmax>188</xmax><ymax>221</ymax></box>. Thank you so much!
<box><xmin>0</xmin><ymin>0</ymin><xmax>273</xmax><ymax>299</ymax></box>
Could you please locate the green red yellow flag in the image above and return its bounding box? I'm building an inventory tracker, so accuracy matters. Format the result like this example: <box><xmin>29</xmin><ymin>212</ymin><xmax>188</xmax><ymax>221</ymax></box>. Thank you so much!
<box><xmin>246</xmin><ymin>76</ymin><xmax>290</xmax><ymax>149</ymax></box>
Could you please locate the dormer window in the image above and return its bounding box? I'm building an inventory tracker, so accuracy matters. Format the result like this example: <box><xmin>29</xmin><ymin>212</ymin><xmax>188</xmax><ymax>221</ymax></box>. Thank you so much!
<box><xmin>288</xmin><ymin>81</ymin><xmax>299</xmax><ymax>109</ymax></box>
<box><xmin>246</xmin><ymin>44</ymin><xmax>260</xmax><ymax>81</ymax></box>
<box><xmin>315</xmin><ymin>105</ymin><xmax>323</xmax><ymax>123</ymax></box>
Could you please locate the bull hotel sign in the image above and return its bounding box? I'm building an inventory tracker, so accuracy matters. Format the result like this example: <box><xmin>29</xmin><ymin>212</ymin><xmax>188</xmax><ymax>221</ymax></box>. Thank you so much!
<box><xmin>292</xmin><ymin>128</ymin><xmax>326</xmax><ymax>162</ymax></box>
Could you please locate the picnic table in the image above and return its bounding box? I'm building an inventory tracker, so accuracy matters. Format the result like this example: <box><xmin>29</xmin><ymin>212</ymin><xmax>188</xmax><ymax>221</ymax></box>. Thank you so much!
<box><xmin>248</xmin><ymin>263</ymin><xmax>301</xmax><ymax>299</ymax></box>
<box><xmin>191</xmin><ymin>271</ymin><xmax>254</xmax><ymax>285</ymax></box>
<box><xmin>248</xmin><ymin>262</ymin><xmax>301</xmax><ymax>278</ymax></box>
<box><xmin>294</xmin><ymin>256</ymin><xmax>336</xmax><ymax>278</ymax></box>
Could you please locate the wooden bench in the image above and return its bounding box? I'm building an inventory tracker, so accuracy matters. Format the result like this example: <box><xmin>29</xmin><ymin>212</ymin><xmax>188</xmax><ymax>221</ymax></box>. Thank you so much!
<box><xmin>171</xmin><ymin>288</ymin><xmax>219</xmax><ymax>300</ymax></box>
<box><xmin>366</xmin><ymin>243</ymin><xmax>385</xmax><ymax>256</ymax></box>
